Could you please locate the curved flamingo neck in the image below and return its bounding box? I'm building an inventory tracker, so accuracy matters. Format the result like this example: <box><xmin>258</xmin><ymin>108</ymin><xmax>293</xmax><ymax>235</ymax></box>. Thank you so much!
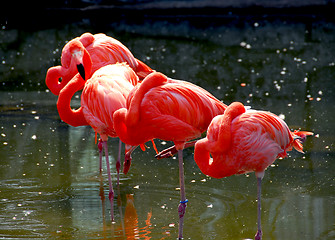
<box><xmin>57</xmin><ymin>74</ymin><xmax>88</xmax><ymax>127</ymax></box>
<box><xmin>113</xmin><ymin>108</ymin><xmax>135</xmax><ymax>145</ymax></box>
<box><xmin>214</xmin><ymin>102</ymin><xmax>245</xmax><ymax>153</ymax></box>
<box><xmin>45</xmin><ymin>41</ymin><xmax>90</xmax><ymax>96</ymax></box>
<box><xmin>47</xmin><ymin>41</ymin><xmax>92</xmax><ymax>96</ymax></box>
<box><xmin>194</xmin><ymin>139</ymin><xmax>237</xmax><ymax>179</ymax></box>
<box><xmin>45</xmin><ymin>66</ymin><xmax>74</xmax><ymax>95</ymax></box>
<box><xmin>194</xmin><ymin>139</ymin><xmax>215</xmax><ymax>176</ymax></box>
<box><xmin>81</xmin><ymin>46</ymin><xmax>93</xmax><ymax>80</ymax></box>
<box><xmin>194</xmin><ymin>102</ymin><xmax>246</xmax><ymax>178</ymax></box>
<box><xmin>125</xmin><ymin>72</ymin><xmax>167</xmax><ymax>126</ymax></box>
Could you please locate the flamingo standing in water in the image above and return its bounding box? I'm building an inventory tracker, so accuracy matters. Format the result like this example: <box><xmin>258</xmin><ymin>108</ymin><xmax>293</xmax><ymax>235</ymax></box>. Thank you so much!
<box><xmin>113</xmin><ymin>72</ymin><xmax>227</xmax><ymax>239</ymax></box>
<box><xmin>193</xmin><ymin>102</ymin><xmax>313</xmax><ymax>240</ymax></box>
<box><xmin>46</xmin><ymin>32</ymin><xmax>153</xmax><ymax>95</ymax></box>
<box><xmin>46</xmin><ymin>32</ymin><xmax>153</xmax><ymax>176</ymax></box>
<box><xmin>57</xmin><ymin>52</ymin><xmax>138</xmax><ymax>221</ymax></box>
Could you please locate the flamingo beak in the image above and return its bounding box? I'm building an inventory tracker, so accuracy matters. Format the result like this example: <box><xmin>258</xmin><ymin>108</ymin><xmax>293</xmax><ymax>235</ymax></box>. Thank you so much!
<box><xmin>293</xmin><ymin>135</ymin><xmax>304</xmax><ymax>143</ymax></box>
<box><xmin>293</xmin><ymin>135</ymin><xmax>301</xmax><ymax>140</ymax></box>
<box><xmin>77</xmin><ymin>63</ymin><xmax>86</xmax><ymax>80</ymax></box>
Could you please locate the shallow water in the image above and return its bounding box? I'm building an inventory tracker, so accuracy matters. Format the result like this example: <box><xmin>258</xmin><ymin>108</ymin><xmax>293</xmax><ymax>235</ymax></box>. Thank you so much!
<box><xmin>0</xmin><ymin>19</ymin><xmax>334</xmax><ymax>239</ymax></box>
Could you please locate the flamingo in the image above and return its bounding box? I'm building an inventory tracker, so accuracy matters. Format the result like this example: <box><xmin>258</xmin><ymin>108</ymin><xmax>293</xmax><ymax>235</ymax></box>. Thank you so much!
<box><xmin>113</xmin><ymin>72</ymin><xmax>227</xmax><ymax>239</ymax></box>
<box><xmin>57</xmin><ymin>56</ymin><xmax>139</xmax><ymax>221</ymax></box>
<box><xmin>193</xmin><ymin>102</ymin><xmax>313</xmax><ymax>240</ymax></box>
<box><xmin>46</xmin><ymin>32</ymin><xmax>153</xmax><ymax>95</ymax></box>
<box><xmin>47</xmin><ymin>35</ymin><xmax>146</xmax><ymax>178</ymax></box>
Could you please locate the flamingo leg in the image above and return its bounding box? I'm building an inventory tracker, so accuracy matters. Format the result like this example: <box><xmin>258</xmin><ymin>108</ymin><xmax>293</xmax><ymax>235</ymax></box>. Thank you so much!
<box><xmin>102</xmin><ymin>140</ymin><xmax>115</xmax><ymax>222</ymax></box>
<box><xmin>255</xmin><ymin>172</ymin><xmax>264</xmax><ymax>240</ymax></box>
<box><xmin>155</xmin><ymin>140</ymin><xmax>197</xmax><ymax>159</ymax></box>
<box><xmin>98</xmin><ymin>139</ymin><xmax>103</xmax><ymax>173</ymax></box>
<box><xmin>177</xmin><ymin>149</ymin><xmax>187</xmax><ymax>240</ymax></box>
<box><xmin>116</xmin><ymin>139</ymin><xmax>122</xmax><ymax>186</ymax></box>
<box><xmin>98</xmin><ymin>171</ymin><xmax>106</xmax><ymax>229</ymax></box>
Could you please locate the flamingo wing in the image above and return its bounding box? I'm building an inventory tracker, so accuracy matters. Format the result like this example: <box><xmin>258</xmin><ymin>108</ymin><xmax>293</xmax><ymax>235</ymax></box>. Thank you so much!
<box><xmin>226</xmin><ymin>111</ymin><xmax>292</xmax><ymax>173</ymax></box>
<box><xmin>114</xmin><ymin>72</ymin><xmax>226</xmax><ymax>148</ymax></box>
<box><xmin>89</xmin><ymin>34</ymin><xmax>150</xmax><ymax>76</ymax></box>
<box><xmin>195</xmin><ymin>104</ymin><xmax>300</xmax><ymax>178</ymax></box>
<box><xmin>137</xmin><ymin>78</ymin><xmax>226</xmax><ymax>143</ymax></box>
<box><xmin>146</xmin><ymin>79</ymin><xmax>226</xmax><ymax>129</ymax></box>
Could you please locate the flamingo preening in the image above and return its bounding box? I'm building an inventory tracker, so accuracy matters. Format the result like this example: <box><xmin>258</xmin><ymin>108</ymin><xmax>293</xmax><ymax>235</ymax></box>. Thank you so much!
<box><xmin>113</xmin><ymin>72</ymin><xmax>227</xmax><ymax>239</ymax></box>
<box><xmin>193</xmin><ymin>102</ymin><xmax>313</xmax><ymax>240</ymax></box>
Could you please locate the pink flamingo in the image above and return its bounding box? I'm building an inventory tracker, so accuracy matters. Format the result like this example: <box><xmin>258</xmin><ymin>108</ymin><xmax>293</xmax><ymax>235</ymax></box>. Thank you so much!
<box><xmin>113</xmin><ymin>72</ymin><xmax>227</xmax><ymax>239</ymax></box>
<box><xmin>193</xmin><ymin>102</ymin><xmax>313</xmax><ymax>240</ymax></box>
<box><xmin>57</xmin><ymin>46</ymin><xmax>138</xmax><ymax>221</ymax></box>
<box><xmin>46</xmin><ymin>32</ymin><xmax>152</xmax><ymax>176</ymax></box>
<box><xmin>46</xmin><ymin>32</ymin><xmax>153</xmax><ymax>95</ymax></box>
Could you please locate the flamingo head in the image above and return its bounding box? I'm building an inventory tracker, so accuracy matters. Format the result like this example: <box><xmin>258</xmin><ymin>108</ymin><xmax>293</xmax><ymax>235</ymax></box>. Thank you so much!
<box><xmin>68</xmin><ymin>41</ymin><xmax>92</xmax><ymax>81</ymax></box>
<box><xmin>293</xmin><ymin>131</ymin><xmax>313</xmax><ymax>143</ymax></box>
<box><xmin>123</xmin><ymin>144</ymin><xmax>136</xmax><ymax>175</ymax></box>
<box><xmin>123</xmin><ymin>153</ymin><xmax>132</xmax><ymax>175</ymax></box>
<box><xmin>291</xmin><ymin>130</ymin><xmax>314</xmax><ymax>153</ymax></box>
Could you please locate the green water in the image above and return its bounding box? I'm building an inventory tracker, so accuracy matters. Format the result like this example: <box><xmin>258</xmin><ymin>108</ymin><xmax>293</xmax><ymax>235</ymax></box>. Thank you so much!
<box><xmin>0</xmin><ymin>20</ymin><xmax>334</xmax><ymax>239</ymax></box>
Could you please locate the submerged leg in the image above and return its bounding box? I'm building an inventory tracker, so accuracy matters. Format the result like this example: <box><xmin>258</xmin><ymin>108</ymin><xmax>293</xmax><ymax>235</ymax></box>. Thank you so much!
<box><xmin>255</xmin><ymin>172</ymin><xmax>264</xmax><ymax>240</ymax></box>
<box><xmin>102</xmin><ymin>140</ymin><xmax>115</xmax><ymax>222</ymax></box>
<box><xmin>98</xmin><ymin>171</ymin><xmax>106</xmax><ymax>227</ymax></box>
<box><xmin>116</xmin><ymin>139</ymin><xmax>122</xmax><ymax>186</ymax></box>
<box><xmin>98</xmin><ymin>139</ymin><xmax>103</xmax><ymax>173</ymax></box>
<box><xmin>177</xmin><ymin>149</ymin><xmax>187</xmax><ymax>240</ymax></box>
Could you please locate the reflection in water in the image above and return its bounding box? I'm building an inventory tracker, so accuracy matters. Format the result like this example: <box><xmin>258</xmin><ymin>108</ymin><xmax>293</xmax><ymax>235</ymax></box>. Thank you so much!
<box><xmin>92</xmin><ymin>192</ymin><xmax>154</xmax><ymax>240</ymax></box>
<box><xmin>122</xmin><ymin>194</ymin><xmax>152</xmax><ymax>239</ymax></box>
<box><xmin>0</xmin><ymin>19</ymin><xmax>334</xmax><ymax>239</ymax></box>
<box><xmin>97</xmin><ymin>173</ymin><xmax>153</xmax><ymax>240</ymax></box>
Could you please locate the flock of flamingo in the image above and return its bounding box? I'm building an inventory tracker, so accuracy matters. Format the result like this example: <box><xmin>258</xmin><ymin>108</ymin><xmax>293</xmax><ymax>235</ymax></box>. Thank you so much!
<box><xmin>45</xmin><ymin>32</ymin><xmax>313</xmax><ymax>240</ymax></box>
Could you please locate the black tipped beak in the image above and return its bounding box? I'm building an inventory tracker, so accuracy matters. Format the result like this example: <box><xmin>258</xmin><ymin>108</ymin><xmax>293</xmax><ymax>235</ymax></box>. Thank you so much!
<box><xmin>77</xmin><ymin>63</ymin><xmax>86</xmax><ymax>80</ymax></box>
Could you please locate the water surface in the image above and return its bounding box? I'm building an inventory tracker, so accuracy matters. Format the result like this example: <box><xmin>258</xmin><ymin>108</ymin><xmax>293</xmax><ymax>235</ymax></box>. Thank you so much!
<box><xmin>0</xmin><ymin>20</ymin><xmax>334</xmax><ymax>239</ymax></box>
